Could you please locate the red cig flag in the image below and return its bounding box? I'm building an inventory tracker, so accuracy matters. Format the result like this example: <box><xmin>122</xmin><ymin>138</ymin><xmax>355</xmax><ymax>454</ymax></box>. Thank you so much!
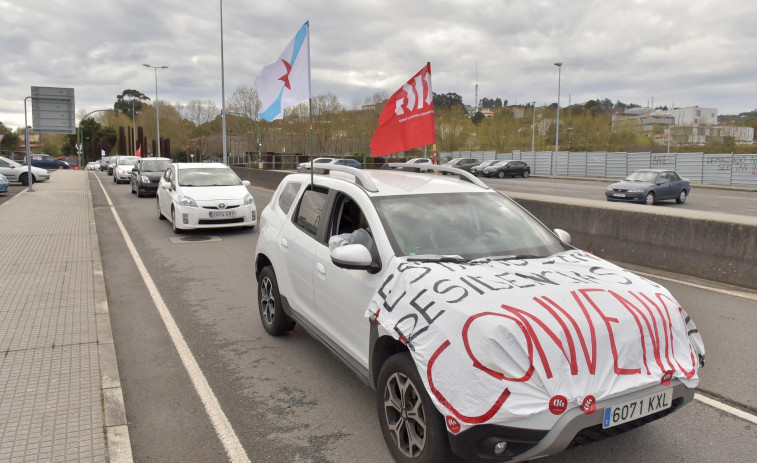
<box><xmin>370</xmin><ymin>63</ymin><xmax>435</xmax><ymax>157</ymax></box>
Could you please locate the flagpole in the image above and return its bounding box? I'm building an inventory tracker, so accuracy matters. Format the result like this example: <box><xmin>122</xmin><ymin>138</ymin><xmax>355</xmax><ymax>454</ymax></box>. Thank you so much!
<box><xmin>309</xmin><ymin>97</ymin><xmax>314</xmax><ymax>187</ymax></box>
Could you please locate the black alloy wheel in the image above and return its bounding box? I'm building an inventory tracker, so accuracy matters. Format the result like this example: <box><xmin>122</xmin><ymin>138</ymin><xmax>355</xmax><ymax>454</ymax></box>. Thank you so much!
<box><xmin>257</xmin><ymin>266</ymin><xmax>295</xmax><ymax>335</ymax></box>
<box><xmin>377</xmin><ymin>353</ymin><xmax>451</xmax><ymax>463</ymax></box>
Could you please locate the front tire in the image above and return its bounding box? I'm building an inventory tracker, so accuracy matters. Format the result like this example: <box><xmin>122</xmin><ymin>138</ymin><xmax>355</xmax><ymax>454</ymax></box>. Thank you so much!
<box><xmin>171</xmin><ymin>207</ymin><xmax>183</xmax><ymax>233</ymax></box>
<box><xmin>523</xmin><ymin>170</ymin><xmax>530</xmax><ymax>178</ymax></box>
<box><xmin>157</xmin><ymin>199</ymin><xmax>166</xmax><ymax>220</ymax></box>
<box><xmin>19</xmin><ymin>173</ymin><xmax>29</xmax><ymax>186</ymax></box>
<box><xmin>377</xmin><ymin>353</ymin><xmax>451</xmax><ymax>463</ymax></box>
<box><xmin>257</xmin><ymin>266</ymin><xmax>295</xmax><ymax>335</ymax></box>
<box><xmin>676</xmin><ymin>189</ymin><xmax>687</xmax><ymax>204</ymax></box>
<box><xmin>644</xmin><ymin>191</ymin><xmax>655</xmax><ymax>205</ymax></box>
<box><xmin>497</xmin><ymin>170</ymin><xmax>505</xmax><ymax>179</ymax></box>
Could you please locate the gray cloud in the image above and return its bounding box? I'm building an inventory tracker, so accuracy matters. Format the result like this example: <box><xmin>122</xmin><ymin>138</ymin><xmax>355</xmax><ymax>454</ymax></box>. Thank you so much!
<box><xmin>1</xmin><ymin>0</ymin><xmax>756</xmax><ymax>128</ymax></box>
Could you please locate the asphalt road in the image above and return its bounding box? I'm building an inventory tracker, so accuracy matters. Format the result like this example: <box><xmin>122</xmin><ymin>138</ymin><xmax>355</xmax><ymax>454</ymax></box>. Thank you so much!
<box><xmin>480</xmin><ymin>176</ymin><xmax>757</xmax><ymax>217</ymax></box>
<box><xmin>89</xmin><ymin>170</ymin><xmax>757</xmax><ymax>463</ymax></box>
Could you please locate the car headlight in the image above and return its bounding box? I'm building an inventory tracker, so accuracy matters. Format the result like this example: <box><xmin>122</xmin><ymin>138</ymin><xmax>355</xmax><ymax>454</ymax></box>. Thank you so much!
<box><xmin>606</xmin><ymin>186</ymin><xmax>614</xmax><ymax>191</ymax></box>
<box><xmin>628</xmin><ymin>189</ymin><xmax>644</xmax><ymax>193</ymax></box>
<box><xmin>243</xmin><ymin>193</ymin><xmax>254</xmax><ymax>205</ymax></box>
<box><xmin>141</xmin><ymin>176</ymin><xmax>150</xmax><ymax>183</ymax></box>
<box><xmin>177</xmin><ymin>195</ymin><xmax>197</xmax><ymax>207</ymax></box>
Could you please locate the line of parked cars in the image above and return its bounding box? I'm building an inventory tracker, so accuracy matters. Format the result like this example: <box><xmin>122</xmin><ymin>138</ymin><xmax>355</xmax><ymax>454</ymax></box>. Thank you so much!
<box><xmin>0</xmin><ymin>156</ymin><xmax>51</xmax><ymax>185</ymax></box>
<box><xmin>97</xmin><ymin>155</ymin><xmax>257</xmax><ymax>233</ymax></box>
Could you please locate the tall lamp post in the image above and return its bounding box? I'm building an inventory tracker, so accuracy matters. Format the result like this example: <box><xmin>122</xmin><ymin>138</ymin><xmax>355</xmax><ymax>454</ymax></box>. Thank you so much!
<box><xmin>531</xmin><ymin>101</ymin><xmax>536</xmax><ymax>153</ymax></box>
<box><xmin>219</xmin><ymin>0</ymin><xmax>227</xmax><ymax>165</ymax></box>
<box><xmin>554</xmin><ymin>62</ymin><xmax>562</xmax><ymax>155</ymax></box>
<box><xmin>143</xmin><ymin>63</ymin><xmax>168</xmax><ymax>157</ymax></box>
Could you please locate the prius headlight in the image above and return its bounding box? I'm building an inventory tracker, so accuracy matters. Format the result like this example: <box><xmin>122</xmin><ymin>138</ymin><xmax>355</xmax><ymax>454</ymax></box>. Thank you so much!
<box><xmin>178</xmin><ymin>195</ymin><xmax>197</xmax><ymax>207</ymax></box>
<box><xmin>243</xmin><ymin>194</ymin><xmax>254</xmax><ymax>206</ymax></box>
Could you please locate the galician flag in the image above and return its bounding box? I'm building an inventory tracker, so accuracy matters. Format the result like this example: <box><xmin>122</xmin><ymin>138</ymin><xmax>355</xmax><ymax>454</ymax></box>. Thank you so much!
<box><xmin>255</xmin><ymin>21</ymin><xmax>311</xmax><ymax>122</ymax></box>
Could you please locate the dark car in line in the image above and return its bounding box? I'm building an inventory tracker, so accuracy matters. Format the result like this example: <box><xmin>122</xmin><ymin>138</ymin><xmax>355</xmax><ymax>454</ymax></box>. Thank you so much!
<box><xmin>605</xmin><ymin>169</ymin><xmax>690</xmax><ymax>205</ymax></box>
<box><xmin>482</xmin><ymin>159</ymin><xmax>531</xmax><ymax>178</ymax></box>
<box><xmin>443</xmin><ymin>157</ymin><xmax>480</xmax><ymax>173</ymax></box>
<box><xmin>470</xmin><ymin>159</ymin><xmax>498</xmax><ymax>176</ymax></box>
<box><xmin>26</xmin><ymin>153</ymin><xmax>69</xmax><ymax>170</ymax></box>
<box><xmin>130</xmin><ymin>157</ymin><xmax>173</xmax><ymax>197</ymax></box>
<box><xmin>99</xmin><ymin>156</ymin><xmax>111</xmax><ymax>171</ymax></box>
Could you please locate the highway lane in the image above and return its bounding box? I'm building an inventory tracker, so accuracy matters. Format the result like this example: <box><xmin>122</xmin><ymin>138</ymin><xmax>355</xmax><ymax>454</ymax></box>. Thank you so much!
<box><xmin>90</xmin><ymin>170</ymin><xmax>757</xmax><ymax>462</ymax></box>
<box><xmin>479</xmin><ymin>176</ymin><xmax>757</xmax><ymax>217</ymax></box>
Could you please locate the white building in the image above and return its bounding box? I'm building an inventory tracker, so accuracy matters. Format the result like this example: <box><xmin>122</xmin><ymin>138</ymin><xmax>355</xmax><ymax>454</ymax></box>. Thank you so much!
<box><xmin>669</xmin><ymin>106</ymin><xmax>717</xmax><ymax>126</ymax></box>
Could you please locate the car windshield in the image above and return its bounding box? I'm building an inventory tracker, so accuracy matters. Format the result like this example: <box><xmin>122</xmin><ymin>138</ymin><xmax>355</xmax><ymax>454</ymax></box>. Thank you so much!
<box><xmin>177</xmin><ymin>167</ymin><xmax>242</xmax><ymax>187</ymax></box>
<box><xmin>141</xmin><ymin>160</ymin><xmax>172</xmax><ymax>172</ymax></box>
<box><xmin>625</xmin><ymin>171</ymin><xmax>659</xmax><ymax>182</ymax></box>
<box><xmin>4</xmin><ymin>158</ymin><xmax>22</xmax><ymax>167</ymax></box>
<box><xmin>479</xmin><ymin>160</ymin><xmax>496</xmax><ymax>167</ymax></box>
<box><xmin>314</xmin><ymin>158</ymin><xmax>334</xmax><ymax>164</ymax></box>
<box><xmin>118</xmin><ymin>157</ymin><xmax>138</xmax><ymax>166</ymax></box>
<box><xmin>373</xmin><ymin>191</ymin><xmax>568</xmax><ymax>260</ymax></box>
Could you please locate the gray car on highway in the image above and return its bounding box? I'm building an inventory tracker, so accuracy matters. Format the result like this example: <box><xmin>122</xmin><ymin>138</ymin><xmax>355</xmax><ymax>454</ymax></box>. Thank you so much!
<box><xmin>605</xmin><ymin>169</ymin><xmax>690</xmax><ymax>205</ymax></box>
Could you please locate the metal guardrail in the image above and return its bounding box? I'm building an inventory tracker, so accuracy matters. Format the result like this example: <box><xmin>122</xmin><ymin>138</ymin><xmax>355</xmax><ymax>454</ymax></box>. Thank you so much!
<box><xmin>442</xmin><ymin>151</ymin><xmax>757</xmax><ymax>188</ymax></box>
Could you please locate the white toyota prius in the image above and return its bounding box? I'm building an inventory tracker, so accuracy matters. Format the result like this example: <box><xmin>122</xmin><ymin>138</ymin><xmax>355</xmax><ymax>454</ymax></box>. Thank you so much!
<box><xmin>157</xmin><ymin>163</ymin><xmax>256</xmax><ymax>233</ymax></box>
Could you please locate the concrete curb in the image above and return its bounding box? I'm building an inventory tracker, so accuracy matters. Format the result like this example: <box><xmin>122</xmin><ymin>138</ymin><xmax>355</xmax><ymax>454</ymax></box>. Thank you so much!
<box><xmin>87</xmin><ymin>176</ymin><xmax>134</xmax><ymax>463</ymax></box>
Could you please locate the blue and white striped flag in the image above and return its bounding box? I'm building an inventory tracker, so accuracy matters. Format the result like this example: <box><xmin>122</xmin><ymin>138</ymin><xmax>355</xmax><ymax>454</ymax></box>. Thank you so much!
<box><xmin>254</xmin><ymin>21</ymin><xmax>311</xmax><ymax>122</ymax></box>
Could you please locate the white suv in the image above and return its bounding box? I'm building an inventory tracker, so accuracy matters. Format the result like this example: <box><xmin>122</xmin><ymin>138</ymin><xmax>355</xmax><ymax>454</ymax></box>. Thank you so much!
<box><xmin>254</xmin><ymin>164</ymin><xmax>704</xmax><ymax>463</ymax></box>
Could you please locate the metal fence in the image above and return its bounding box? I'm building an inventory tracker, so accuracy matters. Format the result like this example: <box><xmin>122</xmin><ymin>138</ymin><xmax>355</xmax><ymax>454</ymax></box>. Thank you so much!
<box><xmin>441</xmin><ymin>151</ymin><xmax>757</xmax><ymax>187</ymax></box>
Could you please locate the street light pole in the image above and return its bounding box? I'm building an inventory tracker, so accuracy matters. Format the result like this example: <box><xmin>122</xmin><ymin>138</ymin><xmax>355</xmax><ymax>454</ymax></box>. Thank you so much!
<box><xmin>554</xmin><ymin>62</ymin><xmax>562</xmax><ymax>155</ymax></box>
<box><xmin>143</xmin><ymin>63</ymin><xmax>168</xmax><ymax>157</ymax></box>
<box><xmin>531</xmin><ymin>101</ymin><xmax>536</xmax><ymax>153</ymax></box>
<box><xmin>220</xmin><ymin>0</ymin><xmax>227</xmax><ymax>165</ymax></box>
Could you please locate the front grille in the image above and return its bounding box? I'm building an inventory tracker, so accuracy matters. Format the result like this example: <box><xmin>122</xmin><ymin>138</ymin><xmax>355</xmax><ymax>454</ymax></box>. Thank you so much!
<box><xmin>198</xmin><ymin>218</ymin><xmax>244</xmax><ymax>225</ymax></box>
<box><xmin>566</xmin><ymin>397</ymin><xmax>684</xmax><ymax>449</ymax></box>
<box><xmin>202</xmin><ymin>205</ymin><xmax>240</xmax><ymax>210</ymax></box>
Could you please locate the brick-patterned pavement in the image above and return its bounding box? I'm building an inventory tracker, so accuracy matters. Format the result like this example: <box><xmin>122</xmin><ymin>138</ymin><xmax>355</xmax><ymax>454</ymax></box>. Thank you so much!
<box><xmin>0</xmin><ymin>171</ymin><xmax>131</xmax><ymax>462</ymax></box>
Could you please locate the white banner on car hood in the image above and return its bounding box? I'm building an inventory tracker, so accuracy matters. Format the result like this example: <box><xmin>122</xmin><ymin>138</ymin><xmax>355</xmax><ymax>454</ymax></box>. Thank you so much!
<box><xmin>367</xmin><ymin>250</ymin><xmax>705</xmax><ymax>433</ymax></box>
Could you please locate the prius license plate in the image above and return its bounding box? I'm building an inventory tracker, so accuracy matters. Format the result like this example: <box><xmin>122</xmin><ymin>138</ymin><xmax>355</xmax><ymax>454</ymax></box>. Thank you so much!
<box><xmin>602</xmin><ymin>388</ymin><xmax>672</xmax><ymax>429</ymax></box>
<box><xmin>613</xmin><ymin>193</ymin><xmax>626</xmax><ymax>198</ymax></box>
<box><xmin>209</xmin><ymin>210</ymin><xmax>235</xmax><ymax>218</ymax></box>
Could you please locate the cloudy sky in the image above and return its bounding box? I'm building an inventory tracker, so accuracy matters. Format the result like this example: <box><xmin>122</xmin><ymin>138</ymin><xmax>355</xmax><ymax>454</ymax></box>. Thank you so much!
<box><xmin>2</xmin><ymin>0</ymin><xmax>756</xmax><ymax>129</ymax></box>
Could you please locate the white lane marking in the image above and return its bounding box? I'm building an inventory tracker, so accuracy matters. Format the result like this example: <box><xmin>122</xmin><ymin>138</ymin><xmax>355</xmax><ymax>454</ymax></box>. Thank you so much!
<box><xmin>94</xmin><ymin>174</ymin><xmax>250</xmax><ymax>463</ymax></box>
<box><xmin>632</xmin><ymin>270</ymin><xmax>757</xmax><ymax>302</ymax></box>
<box><xmin>694</xmin><ymin>394</ymin><xmax>757</xmax><ymax>425</ymax></box>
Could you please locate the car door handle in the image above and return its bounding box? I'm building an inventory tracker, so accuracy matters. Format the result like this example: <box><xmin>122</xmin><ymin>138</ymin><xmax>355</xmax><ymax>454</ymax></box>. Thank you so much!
<box><xmin>316</xmin><ymin>262</ymin><xmax>325</xmax><ymax>275</ymax></box>
<box><xmin>280</xmin><ymin>237</ymin><xmax>288</xmax><ymax>249</ymax></box>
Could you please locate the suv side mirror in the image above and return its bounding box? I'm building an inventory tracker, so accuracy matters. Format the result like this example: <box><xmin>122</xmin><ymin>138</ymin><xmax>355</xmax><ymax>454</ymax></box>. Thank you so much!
<box><xmin>331</xmin><ymin>244</ymin><xmax>373</xmax><ymax>270</ymax></box>
<box><xmin>554</xmin><ymin>228</ymin><xmax>571</xmax><ymax>244</ymax></box>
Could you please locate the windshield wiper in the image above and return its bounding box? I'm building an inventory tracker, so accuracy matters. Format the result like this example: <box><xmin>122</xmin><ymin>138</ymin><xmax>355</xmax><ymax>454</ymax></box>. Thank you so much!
<box><xmin>469</xmin><ymin>254</ymin><xmax>542</xmax><ymax>264</ymax></box>
<box><xmin>406</xmin><ymin>254</ymin><xmax>466</xmax><ymax>263</ymax></box>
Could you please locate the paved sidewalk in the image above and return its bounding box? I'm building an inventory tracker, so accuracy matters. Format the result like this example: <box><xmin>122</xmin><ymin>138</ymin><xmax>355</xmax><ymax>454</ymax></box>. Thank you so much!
<box><xmin>0</xmin><ymin>171</ymin><xmax>131</xmax><ymax>462</ymax></box>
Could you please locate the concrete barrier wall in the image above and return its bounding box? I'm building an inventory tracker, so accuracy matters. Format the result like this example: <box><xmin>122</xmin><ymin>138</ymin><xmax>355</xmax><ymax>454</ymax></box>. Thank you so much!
<box><xmin>234</xmin><ymin>167</ymin><xmax>757</xmax><ymax>290</ymax></box>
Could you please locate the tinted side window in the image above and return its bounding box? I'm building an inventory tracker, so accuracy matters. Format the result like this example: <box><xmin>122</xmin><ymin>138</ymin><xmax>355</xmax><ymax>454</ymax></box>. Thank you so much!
<box><xmin>278</xmin><ymin>182</ymin><xmax>301</xmax><ymax>215</ymax></box>
<box><xmin>294</xmin><ymin>188</ymin><xmax>328</xmax><ymax>237</ymax></box>
<box><xmin>670</xmin><ymin>172</ymin><xmax>681</xmax><ymax>181</ymax></box>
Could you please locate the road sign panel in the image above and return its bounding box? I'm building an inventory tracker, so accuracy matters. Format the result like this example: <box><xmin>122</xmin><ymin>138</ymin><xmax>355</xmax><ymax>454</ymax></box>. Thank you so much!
<box><xmin>31</xmin><ymin>86</ymin><xmax>76</xmax><ymax>134</ymax></box>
